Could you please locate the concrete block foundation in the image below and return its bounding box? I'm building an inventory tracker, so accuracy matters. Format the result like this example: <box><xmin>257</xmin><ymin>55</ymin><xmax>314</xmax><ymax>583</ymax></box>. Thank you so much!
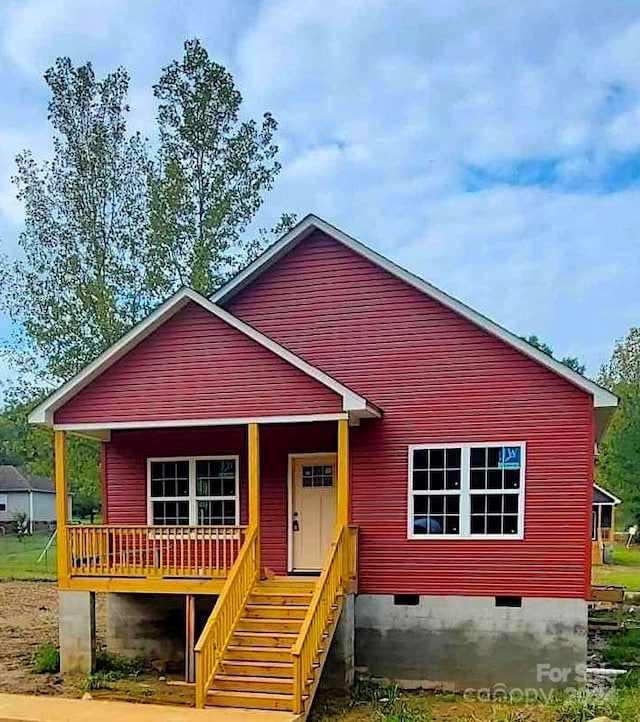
<box><xmin>106</xmin><ymin>593</ymin><xmax>185</xmax><ymax>671</ymax></box>
<box><xmin>354</xmin><ymin>594</ymin><xmax>588</xmax><ymax>691</ymax></box>
<box><xmin>59</xmin><ymin>591</ymin><xmax>96</xmax><ymax>674</ymax></box>
<box><xmin>105</xmin><ymin>593</ymin><xmax>217</xmax><ymax>674</ymax></box>
<box><xmin>322</xmin><ymin>593</ymin><xmax>355</xmax><ymax>689</ymax></box>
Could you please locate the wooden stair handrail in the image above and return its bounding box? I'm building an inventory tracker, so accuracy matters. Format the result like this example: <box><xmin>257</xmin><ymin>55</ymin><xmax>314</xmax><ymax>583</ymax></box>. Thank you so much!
<box><xmin>194</xmin><ymin>524</ymin><xmax>259</xmax><ymax>708</ymax></box>
<box><xmin>290</xmin><ymin>524</ymin><xmax>355</xmax><ymax>714</ymax></box>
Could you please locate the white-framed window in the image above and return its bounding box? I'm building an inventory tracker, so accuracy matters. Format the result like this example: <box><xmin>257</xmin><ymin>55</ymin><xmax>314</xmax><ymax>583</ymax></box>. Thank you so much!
<box><xmin>147</xmin><ymin>456</ymin><xmax>239</xmax><ymax>526</ymax></box>
<box><xmin>0</xmin><ymin>493</ymin><xmax>7</xmax><ymax>512</ymax></box>
<box><xmin>408</xmin><ymin>443</ymin><xmax>525</xmax><ymax>540</ymax></box>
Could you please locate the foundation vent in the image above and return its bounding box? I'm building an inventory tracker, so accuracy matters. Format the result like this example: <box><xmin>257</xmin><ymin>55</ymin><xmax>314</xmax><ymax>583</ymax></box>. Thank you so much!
<box><xmin>393</xmin><ymin>594</ymin><xmax>420</xmax><ymax>606</ymax></box>
<box><xmin>495</xmin><ymin>596</ymin><xmax>522</xmax><ymax>608</ymax></box>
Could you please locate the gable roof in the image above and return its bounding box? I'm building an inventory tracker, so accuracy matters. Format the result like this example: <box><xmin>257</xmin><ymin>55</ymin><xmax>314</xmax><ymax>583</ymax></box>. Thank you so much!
<box><xmin>28</xmin><ymin>287</ymin><xmax>380</xmax><ymax>428</ymax></box>
<box><xmin>0</xmin><ymin>466</ymin><xmax>55</xmax><ymax>494</ymax></box>
<box><xmin>593</xmin><ymin>483</ymin><xmax>622</xmax><ymax>506</ymax></box>
<box><xmin>213</xmin><ymin>213</ymin><xmax>618</xmax><ymax>416</ymax></box>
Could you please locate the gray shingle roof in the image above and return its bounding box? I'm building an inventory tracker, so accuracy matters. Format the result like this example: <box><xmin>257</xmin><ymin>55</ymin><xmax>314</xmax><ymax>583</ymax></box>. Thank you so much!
<box><xmin>0</xmin><ymin>465</ymin><xmax>55</xmax><ymax>493</ymax></box>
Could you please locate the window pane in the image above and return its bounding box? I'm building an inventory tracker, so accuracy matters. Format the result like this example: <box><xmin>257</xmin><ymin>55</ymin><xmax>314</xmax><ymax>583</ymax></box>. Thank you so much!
<box><xmin>196</xmin><ymin>459</ymin><xmax>236</xmax><ymax>496</ymax></box>
<box><xmin>414</xmin><ymin>496</ymin><xmax>428</xmax><ymax>515</ymax></box>
<box><xmin>445</xmin><ymin>469</ymin><xmax>461</xmax><ymax>490</ymax></box>
<box><xmin>470</xmin><ymin>494</ymin><xmax>520</xmax><ymax>536</ymax></box>
<box><xmin>470</xmin><ymin>470</ymin><xmax>486</xmax><ymax>489</ymax></box>
<box><xmin>487</xmin><ymin>447</ymin><xmax>501</xmax><ymax>468</ymax></box>
<box><xmin>504</xmin><ymin>469</ymin><xmax>520</xmax><ymax>489</ymax></box>
<box><xmin>150</xmin><ymin>461</ymin><xmax>189</xmax><ymax>497</ymax></box>
<box><xmin>413</xmin><ymin>470</ymin><xmax>428</xmax><ymax>491</ymax></box>
<box><xmin>430</xmin><ymin>470</ymin><xmax>445</xmax><ymax>490</ymax></box>
<box><xmin>411</xmin><ymin>448</ymin><xmax>462</xmax><ymax>536</ymax></box>
<box><xmin>429</xmin><ymin>449</ymin><xmax>445</xmax><ymax>469</ymax></box>
<box><xmin>504</xmin><ymin>495</ymin><xmax>519</xmax><ymax>514</ymax></box>
<box><xmin>503</xmin><ymin>515</ymin><xmax>519</xmax><ymax>534</ymax></box>
<box><xmin>470</xmin><ymin>447</ymin><xmax>486</xmax><ymax>468</ymax></box>
<box><xmin>301</xmin><ymin>464</ymin><xmax>333</xmax><ymax>487</ymax></box>
<box><xmin>446</xmin><ymin>448</ymin><xmax>461</xmax><ymax>468</ymax></box>
<box><xmin>413</xmin><ymin>450</ymin><xmax>428</xmax><ymax>469</ymax></box>
<box><xmin>197</xmin><ymin>499</ymin><xmax>236</xmax><ymax>526</ymax></box>
<box><xmin>152</xmin><ymin>500</ymin><xmax>189</xmax><ymax>525</ymax></box>
<box><xmin>487</xmin><ymin>470</ymin><xmax>503</xmax><ymax>489</ymax></box>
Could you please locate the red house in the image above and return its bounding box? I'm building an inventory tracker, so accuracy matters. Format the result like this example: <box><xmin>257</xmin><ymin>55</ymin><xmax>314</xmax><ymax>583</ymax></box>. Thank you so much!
<box><xmin>30</xmin><ymin>215</ymin><xmax>617</xmax><ymax>715</ymax></box>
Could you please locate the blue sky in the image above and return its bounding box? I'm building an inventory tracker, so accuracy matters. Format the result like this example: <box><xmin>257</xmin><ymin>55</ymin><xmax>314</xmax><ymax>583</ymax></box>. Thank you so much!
<box><xmin>1</xmin><ymin>0</ymin><xmax>639</xmax><ymax>390</ymax></box>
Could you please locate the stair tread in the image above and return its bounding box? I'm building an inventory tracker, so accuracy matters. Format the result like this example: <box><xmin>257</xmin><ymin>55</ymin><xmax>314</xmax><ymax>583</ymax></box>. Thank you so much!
<box><xmin>235</xmin><ymin>630</ymin><xmax>298</xmax><ymax>637</ymax></box>
<box><xmin>247</xmin><ymin>602</ymin><xmax>309</xmax><ymax>612</ymax></box>
<box><xmin>223</xmin><ymin>659</ymin><xmax>293</xmax><ymax>667</ymax></box>
<box><xmin>227</xmin><ymin>644</ymin><xmax>292</xmax><ymax>652</ymax></box>
<box><xmin>208</xmin><ymin>690</ymin><xmax>305</xmax><ymax>701</ymax></box>
<box><xmin>216</xmin><ymin>674</ymin><xmax>294</xmax><ymax>683</ymax></box>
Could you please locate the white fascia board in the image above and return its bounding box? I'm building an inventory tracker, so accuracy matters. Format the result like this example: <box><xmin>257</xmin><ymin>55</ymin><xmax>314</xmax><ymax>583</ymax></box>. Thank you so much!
<box><xmin>213</xmin><ymin>214</ymin><xmax>618</xmax><ymax>411</ymax></box>
<box><xmin>594</xmin><ymin>483</ymin><xmax>622</xmax><ymax>506</ymax></box>
<box><xmin>54</xmin><ymin>412</ymin><xmax>348</xmax><ymax>434</ymax></box>
<box><xmin>29</xmin><ymin>286</ymin><xmax>379</xmax><ymax>427</ymax></box>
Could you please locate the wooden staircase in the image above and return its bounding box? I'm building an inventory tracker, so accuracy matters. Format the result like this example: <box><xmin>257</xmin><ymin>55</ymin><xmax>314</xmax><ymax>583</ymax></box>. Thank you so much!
<box><xmin>195</xmin><ymin>525</ymin><xmax>356</xmax><ymax>718</ymax></box>
<box><xmin>207</xmin><ymin>579</ymin><xmax>320</xmax><ymax>711</ymax></box>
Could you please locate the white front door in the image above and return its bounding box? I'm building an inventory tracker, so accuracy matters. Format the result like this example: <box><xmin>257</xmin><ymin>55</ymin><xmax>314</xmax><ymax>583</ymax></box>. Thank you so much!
<box><xmin>290</xmin><ymin>455</ymin><xmax>337</xmax><ymax>571</ymax></box>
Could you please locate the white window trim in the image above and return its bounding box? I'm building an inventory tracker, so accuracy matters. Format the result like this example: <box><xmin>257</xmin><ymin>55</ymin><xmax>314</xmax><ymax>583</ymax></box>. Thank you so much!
<box><xmin>0</xmin><ymin>493</ymin><xmax>7</xmax><ymax>512</ymax></box>
<box><xmin>407</xmin><ymin>442</ymin><xmax>526</xmax><ymax>541</ymax></box>
<box><xmin>146</xmin><ymin>455</ymin><xmax>240</xmax><ymax>526</ymax></box>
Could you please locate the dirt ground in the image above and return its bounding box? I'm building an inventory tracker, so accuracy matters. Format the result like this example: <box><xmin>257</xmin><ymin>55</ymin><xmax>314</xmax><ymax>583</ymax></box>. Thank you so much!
<box><xmin>0</xmin><ymin>581</ymin><xmax>192</xmax><ymax>705</ymax></box>
<box><xmin>0</xmin><ymin>581</ymin><xmax>67</xmax><ymax>696</ymax></box>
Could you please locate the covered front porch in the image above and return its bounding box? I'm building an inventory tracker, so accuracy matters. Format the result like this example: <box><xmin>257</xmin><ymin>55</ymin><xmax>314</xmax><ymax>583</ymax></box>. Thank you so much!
<box><xmin>54</xmin><ymin>418</ymin><xmax>354</xmax><ymax>595</ymax></box>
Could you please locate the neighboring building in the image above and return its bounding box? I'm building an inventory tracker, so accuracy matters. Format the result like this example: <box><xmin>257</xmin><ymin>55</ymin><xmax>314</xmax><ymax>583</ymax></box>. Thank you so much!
<box><xmin>0</xmin><ymin>465</ymin><xmax>71</xmax><ymax>533</ymax></box>
<box><xmin>28</xmin><ymin>215</ymin><xmax>618</xmax><ymax>716</ymax></box>
<box><xmin>592</xmin><ymin>483</ymin><xmax>621</xmax><ymax>565</ymax></box>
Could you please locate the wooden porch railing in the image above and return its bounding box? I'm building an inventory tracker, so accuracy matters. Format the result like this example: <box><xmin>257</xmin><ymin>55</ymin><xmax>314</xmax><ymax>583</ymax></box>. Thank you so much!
<box><xmin>291</xmin><ymin>524</ymin><xmax>356</xmax><ymax>714</ymax></box>
<box><xmin>194</xmin><ymin>525</ymin><xmax>259</xmax><ymax>708</ymax></box>
<box><xmin>67</xmin><ymin>525</ymin><xmax>246</xmax><ymax>578</ymax></box>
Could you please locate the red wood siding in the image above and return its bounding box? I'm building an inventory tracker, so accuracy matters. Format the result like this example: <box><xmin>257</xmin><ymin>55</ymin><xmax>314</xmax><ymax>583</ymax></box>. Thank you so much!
<box><xmin>103</xmin><ymin>422</ymin><xmax>336</xmax><ymax>574</ymax></box>
<box><xmin>55</xmin><ymin>301</ymin><xmax>342</xmax><ymax>425</ymax></box>
<box><xmin>226</xmin><ymin>231</ymin><xmax>594</xmax><ymax>599</ymax></box>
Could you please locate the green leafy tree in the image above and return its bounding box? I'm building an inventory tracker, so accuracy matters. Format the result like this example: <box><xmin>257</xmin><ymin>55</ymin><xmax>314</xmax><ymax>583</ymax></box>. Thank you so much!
<box><xmin>151</xmin><ymin>38</ymin><xmax>294</xmax><ymax>295</ymax></box>
<box><xmin>521</xmin><ymin>334</ymin><xmax>587</xmax><ymax>375</ymax></box>
<box><xmin>597</xmin><ymin>328</ymin><xmax>640</xmax><ymax>526</ymax></box>
<box><xmin>0</xmin><ymin>58</ymin><xmax>160</xmax><ymax>384</ymax></box>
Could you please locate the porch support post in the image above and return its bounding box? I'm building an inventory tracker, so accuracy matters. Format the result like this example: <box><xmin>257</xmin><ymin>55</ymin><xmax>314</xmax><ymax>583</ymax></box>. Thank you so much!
<box><xmin>337</xmin><ymin>419</ymin><xmax>349</xmax><ymax>527</ymax></box>
<box><xmin>54</xmin><ymin>430</ymin><xmax>70</xmax><ymax>586</ymax></box>
<box><xmin>248</xmin><ymin>423</ymin><xmax>260</xmax><ymax>573</ymax></box>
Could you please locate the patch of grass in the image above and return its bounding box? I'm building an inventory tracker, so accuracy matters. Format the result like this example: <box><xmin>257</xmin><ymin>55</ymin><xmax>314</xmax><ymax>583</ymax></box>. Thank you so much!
<box><xmin>592</xmin><ymin>544</ymin><xmax>640</xmax><ymax>592</ymax></box>
<box><xmin>0</xmin><ymin>531</ymin><xmax>57</xmax><ymax>580</ymax></box>
<box><xmin>546</xmin><ymin>688</ymin><xmax>618</xmax><ymax>722</ymax></box>
<box><xmin>32</xmin><ymin>641</ymin><xmax>60</xmax><ymax>673</ymax></box>
<box><xmin>82</xmin><ymin>651</ymin><xmax>150</xmax><ymax>692</ymax></box>
<box><xmin>602</xmin><ymin>628</ymin><xmax>640</xmax><ymax>667</ymax></box>
<box><xmin>95</xmin><ymin>649</ymin><xmax>149</xmax><ymax>675</ymax></box>
<box><xmin>547</xmin><ymin>682</ymin><xmax>640</xmax><ymax>722</ymax></box>
<box><xmin>612</xmin><ymin>546</ymin><xmax>640</xmax><ymax>567</ymax></box>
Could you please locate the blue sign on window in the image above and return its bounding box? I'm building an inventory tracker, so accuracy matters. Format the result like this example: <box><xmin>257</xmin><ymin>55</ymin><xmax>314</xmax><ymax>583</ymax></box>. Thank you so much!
<box><xmin>499</xmin><ymin>446</ymin><xmax>521</xmax><ymax>470</ymax></box>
